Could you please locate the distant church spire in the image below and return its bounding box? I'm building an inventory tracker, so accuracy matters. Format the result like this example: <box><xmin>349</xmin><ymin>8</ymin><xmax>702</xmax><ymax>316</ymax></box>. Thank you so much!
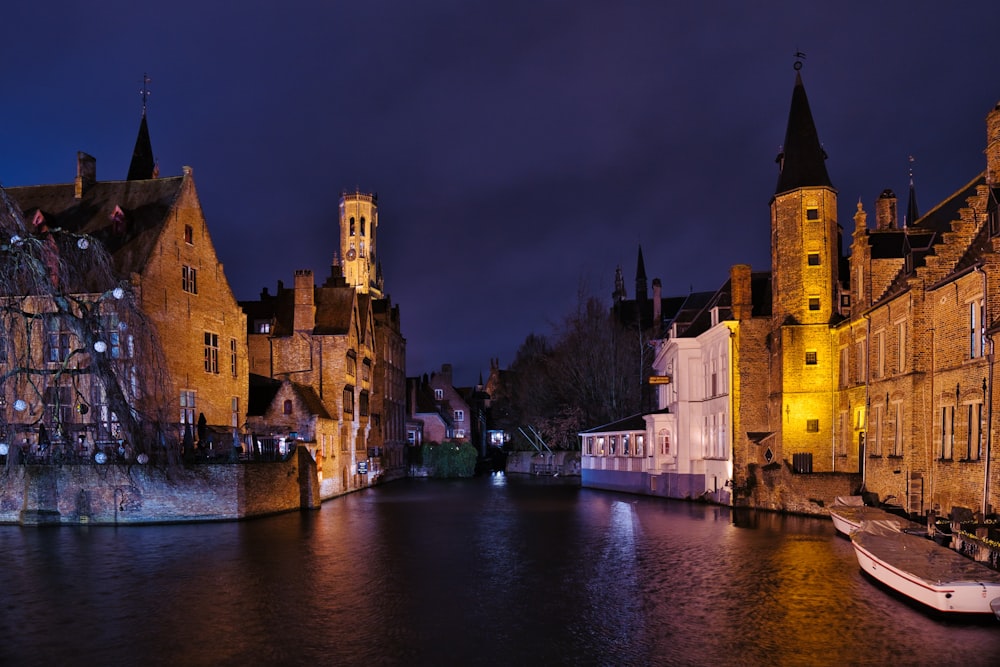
<box><xmin>774</xmin><ymin>55</ymin><xmax>833</xmax><ymax>195</ymax></box>
<box><xmin>127</xmin><ymin>73</ymin><xmax>157</xmax><ymax>181</ymax></box>
<box><xmin>635</xmin><ymin>245</ymin><xmax>648</xmax><ymax>301</ymax></box>
<box><xmin>905</xmin><ymin>156</ymin><xmax>920</xmax><ymax>226</ymax></box>
<box><xmin>613</xmin><ymin>265</ymin><xmax>626</xmax><ymax>302</ymax></box>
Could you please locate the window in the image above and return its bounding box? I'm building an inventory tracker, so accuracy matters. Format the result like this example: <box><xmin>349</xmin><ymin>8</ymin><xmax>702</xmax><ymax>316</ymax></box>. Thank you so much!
<box><xmin>941</xmin><ymin>405</ymin><xmax>954</xmax><ymax>460</ymax></box>
<box><xmin>182</xmin><ymin>265</ymin><xmax>197</xmax><ymax>294</ymax></box>
<box><xmin>454</xmin><ymin>409</ymin><xmax>465</xmax><ymax>422</ymax></box>
<box><xmin>622</xmin><ymin>434</ymin><xmax>630</xmax><ymax>455</ymax></box>
<box><xmin>360</xmin><ymin>240</ymin><xmax>366</xmax><ymax>258</ymax></box>
<box><xmin>896</xmin><ymin>321</ymin><xmax>906</xmax><ymax>374</ymax></box>
<box><xmin>808</xmin><ymin>297</ymin><xmax>820</xmax><ymax>311</ymax></box>
<box><xmin>609</xmin><ymin>435</ymin><xmax>617</xmax><ymax>455</ymax></box>
<box><xmin>807</xmin><ymin>253</ymin><xmax>820</xmax><ymax>266</ymax></box>
<box><xmin>596</xmin><ymin>436</ymin><xmax>606</xmax><ymax>455</ymax></box>
<box><xmin>256</xmin><ymin>320</ymin><xmax>271</xmax><ymax>334</ymax></box>
<box><xmin>43</xmin><ymin>385</ymin><xmax>72</xmax><ymax>431</ymax></box>
<box><xmin>806</xmin><ymin>208</ymin><xmax>819</xmax><ymax>220</ymax></box>
<box><xmin>343</xmin><ymin>386</ymin><xmax>354</xmax><ymax>416</ymax></box>
<box><xmin>839</xmin><ymin>348</ymin><xmax>848</xmax><ymax>388</ymax></box>
<box><xmin>362</xmin><ymin>358</ymin><xmax>371</xmax><ymax>382</ymax></box>
<box><xmin>346</xmin><ymin>351</ymin><xmax>357</xmax><ymax>377</ymax></box>
<box><xmin>231</xmin><ymin>397</ymin><xmax>239</xmax><ymax>429</ymax></box>
<box><xmin>837</xmin><ymin>411</ymin><xmax>849</xmax><ymax>456</ymax></box>
<box><xmin>635</xmin><ymin>434</ymin><xmax>644</xmax><ymax>457</ymax></box>
<box><xmin>968</xmin><ymin>403</ymin><xmax>982</xmax><ymax>461</ymax></box>
<box><xmin>970</xmin><ymin>298</ymin><xmax>985</xmax><ymax>358</ymax></box>
<box><xmin>283</xmin><ymin>399</ymin><xmax>292</xmax><ymax>415</ymax></box>
<box><xmin>230</xmin><ymin>338</ymin><xmax>237</xmax><ymax>377</ymax></box>
<box><xmin>434</xmin><ymin>388</ymin><xmax>443</xmax><ymax>400</ymax></box>
<box><xmin>360</xmin><ymin>391</ymin><xmax>369</xmax><ymax>417</ymax></box>
<box><xmin>806</xmin><ymin>419</ymin><xmax>819</xmax><ymax>433</ymax></box>
<box><xmin>349</xmin><ymin>217</ymin><xmax>356</xmax><ymax>236</ymax></box>
<box><xmin>805</xmin><ymin>350</ymin><xmax>817</xmax><ymax>366</ymax></box>
<box><xmin>659</xmin><ymin>429</ymin><xmax>670</xmax><ymax>456</ymax></box>
<box><xmin>892</xmin><ymin>402</ymin><xmax>904</xmax><ymax>457</ymax></box>
<box><xmin>872</xmin><ymin>331</ymin><xmax>884</xmax><ymax>379</ymax></box>
<box><xmin>184</xmin><ymin>224</ymin><xmax>193</xmax><ymax>244</ymax></box>
<box><xmin>871</xmin><ymin>405</ymin><xmax>883</xmax><ymax>456</ymax></box>
<box><xmin>855</xmin><ymin>341</ymin><xmax>866</xmax><ymax>383</ymax></box>
<box><xmin>180</xmin><ymin>390</ymin><xmax>195</xmax><ymax>425</ymax></box>
<box><xmin>455</xmin><ymin>429</ymin><xmax>465</xmax><ymax>439</ymax></box>
<box><xmin>841</xmin><ymin>293</ymin><xmax>851</xmax><ymax>308</ymax></box>
<box><xmin>204</xmin><ymin>333</ymin><xmax>219</xmax><ymax>373</ymax></box>
<box><xmin>360</xmin><ymin>217</ymin><xmax>366</xmax><ymax>236</ymax></box>
<box><xmin>46</xmin><ymin>316</ymin><xmax>72</xmax><ymax>363</ymax></box>
<box><xmin>102</xmin><ymin>313</ymin><xmax>128</xmax><ymax>359</ymax></box>
<box><xmin>586</xmin><ymin>436</ymin><xmax>593</xmax><ymax>455</ymax></box>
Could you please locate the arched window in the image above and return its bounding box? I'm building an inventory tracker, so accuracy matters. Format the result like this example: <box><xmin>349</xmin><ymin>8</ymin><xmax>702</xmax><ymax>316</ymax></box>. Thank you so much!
<box><xmin>349</xmin><ymin>217</ymin><xmax>356</xmax><ymax>236</ymax></box>
<box><xmin>283</xmin><ymin>399</ymin><xmax>292</xmax><ymax>415</ymax></box>
<box><xmin>360</xmin><ymin>217</ymin><xmax>366</xmax><ymax>236</ymax></box>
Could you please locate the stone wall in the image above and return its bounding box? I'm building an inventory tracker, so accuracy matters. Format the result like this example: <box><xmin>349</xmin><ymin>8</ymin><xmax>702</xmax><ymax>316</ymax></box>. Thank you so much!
<box><xmin>1</xmin><ymin>447</ymin><xmax>320</xmax><ymax>525</ymax></box>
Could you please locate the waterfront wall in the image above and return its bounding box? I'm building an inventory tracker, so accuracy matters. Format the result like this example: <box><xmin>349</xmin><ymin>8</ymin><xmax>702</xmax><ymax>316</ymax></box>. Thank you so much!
<box><xmin>0</xmin><ymin>447</ymin><xmax>321</xmax><ymax>526</ymax></box>
<box><xmin>505</xmin><ymin>451</ymin><xmax>581</xmax><ymax>476</ymax></box>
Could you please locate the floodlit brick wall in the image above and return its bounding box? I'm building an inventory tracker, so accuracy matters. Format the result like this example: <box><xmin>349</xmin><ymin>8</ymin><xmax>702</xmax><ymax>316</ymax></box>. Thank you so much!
<box><xmin>139</xmin><ymin>169</ymin><xmax>247</xmax><ymax>436</ymax></box>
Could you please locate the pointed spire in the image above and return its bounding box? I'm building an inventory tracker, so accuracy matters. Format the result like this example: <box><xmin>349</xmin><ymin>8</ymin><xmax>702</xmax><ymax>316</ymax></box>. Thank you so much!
<box><xmin>635</xmin><ymin>245</ymin><xmax>648</xmax><ymax>301</ymax></box>
<box><xmin>127</xmin><ymin>74</ymin><xmax>157</xmax><ymax>180</ymax></box>
<box><xmin>774</xmin><ymin>61</ymin><xmax>833</xmax><ymax>195</ymax></box>
<box><xmin>905</xmin><ymin>156</ymin><xmax>919</xmax><ymax>226</ymax></box>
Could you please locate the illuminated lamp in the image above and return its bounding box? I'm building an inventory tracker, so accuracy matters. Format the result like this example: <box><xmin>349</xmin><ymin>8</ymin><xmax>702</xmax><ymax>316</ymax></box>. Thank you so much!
<box><xmin>94</xmin><ymin>341</ymin><xmax>107</xmax><ymax>353</ymax></box>
<box><xmin>77</xmin><ymin>238</ymin><xmax>89</xmax><ymax>250</ymax></box>
<box><xmin>13</xmin><ymin>399</ymin><xmax>27</xmax><ymax>412</ymax></box>
<box><xmin>112</xmin><ymin>287</ymin><xmax>124</xmax><ymax>300</ymax></box>
<box><xmin>136</xmin><ymin>453</ymin><xmax>149</xmax><ymax>465</ymax></box>
<box><xmin>95</xmin><ymin>452</ymin><xmax>108</xmax><ymax>464</ymax></box>
<box><xmin>0</xmin><ymin>443</ymin><xmax>8</xmax><ymax>456</ymax></box>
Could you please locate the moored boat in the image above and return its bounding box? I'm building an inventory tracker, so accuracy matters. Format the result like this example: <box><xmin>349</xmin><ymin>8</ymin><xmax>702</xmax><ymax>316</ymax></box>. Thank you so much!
<box><xmin>828</xmin><ymin>496</ymin><xmax>922</xmax><ymax>537</ymax></box>
<box><xmin>850</xmin><ymin>521</ymin><xmax>1000</xmax><ymax>618</ymax></box>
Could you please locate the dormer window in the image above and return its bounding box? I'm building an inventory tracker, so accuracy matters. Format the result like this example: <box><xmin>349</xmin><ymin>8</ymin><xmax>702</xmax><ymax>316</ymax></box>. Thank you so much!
<box><xmin>434</xmin><ymin>388</ymin><xmax>443</xmax><ymax>400</ymax></box>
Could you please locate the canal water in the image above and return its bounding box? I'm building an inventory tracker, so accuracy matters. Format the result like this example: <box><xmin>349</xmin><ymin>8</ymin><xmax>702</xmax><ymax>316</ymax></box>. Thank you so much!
<box><xmin>2</xmin><ymin>474</ymin><xmax>999</xmax><ymax>666</ymax></box>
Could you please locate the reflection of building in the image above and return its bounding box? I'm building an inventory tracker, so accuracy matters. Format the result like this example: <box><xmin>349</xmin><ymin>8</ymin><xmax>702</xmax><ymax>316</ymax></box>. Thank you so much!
<box><xmin>585</xmin><ymin>67</ymin><xmax>1000</xmax><ymax>518</ymax></box>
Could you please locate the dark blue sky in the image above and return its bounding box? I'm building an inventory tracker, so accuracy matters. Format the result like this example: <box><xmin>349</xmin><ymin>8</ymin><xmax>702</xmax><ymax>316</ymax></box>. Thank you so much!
<box><xmin>2</xmin><ymin>1</ymin><xmax>999</xmax><ymax>386</ymax></box>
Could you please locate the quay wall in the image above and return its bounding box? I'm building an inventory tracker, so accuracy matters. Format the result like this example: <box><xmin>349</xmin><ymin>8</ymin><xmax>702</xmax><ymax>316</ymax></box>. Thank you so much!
<box><xmin>1</xmin><ymin>447</ymin><xmax>321</xmax><ymax>526</ymax></box>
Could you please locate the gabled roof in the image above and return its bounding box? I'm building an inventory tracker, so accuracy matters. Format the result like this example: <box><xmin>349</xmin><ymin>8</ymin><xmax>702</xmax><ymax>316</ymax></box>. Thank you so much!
<box><xmin>240</xmin><ymin>280</ymin><xmax>357</xmax><ymax>337</ymax></box>
<box><xmin>290</xmin><ymin>382</ymin><xmax>332</xmax><ymax>419</ymax></box>
<box><xmin>6</xmin><ymin>176</ymin><xmax>185</xmax><ymax>279</ymax></box>
<box><xmin>774</xmin><ymin>71</ymin><xmax>834</xmax><ymax>195</ymax></box>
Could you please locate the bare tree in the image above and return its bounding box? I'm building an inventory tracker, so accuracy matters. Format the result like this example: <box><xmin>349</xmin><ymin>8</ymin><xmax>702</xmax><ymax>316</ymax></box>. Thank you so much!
<box><xmin>0</xmin><ymin>186</ymin><xmax>171</xmax><ymax>466</ymax></box>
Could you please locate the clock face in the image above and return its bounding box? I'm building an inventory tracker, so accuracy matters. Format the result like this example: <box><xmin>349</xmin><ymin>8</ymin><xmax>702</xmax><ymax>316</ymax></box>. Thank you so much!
<box><xmin>346</xmin><ymin>249</ymin><xmax>356</xmax><ymax>261</ymax></box>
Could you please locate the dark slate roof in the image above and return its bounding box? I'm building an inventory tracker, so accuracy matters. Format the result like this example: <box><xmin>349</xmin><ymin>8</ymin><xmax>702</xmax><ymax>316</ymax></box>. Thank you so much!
<box><xmin>248</xmin><ymin>373</ymin><xmax>282</xmax><ymax>416</ymax></box>
<box><xmin>5</xmin><ymin>176</ymin><xmax>184</xmax><ymax>279</ymax></box>
<box><xmin>580</xmin><ymin>413</ymin><xmax>648</xmax><ymax>434</ymax></box>
<box><xmin>291</xmin><ymin>382</ymin><xmax>332</xmax><ymax>419</ymax></box>
<box><xmin>127</xmin><ymin>113</ymin><xmax>156</xmax><ymax>181</ymax></box>
<box><xmin>774</xmin><ymin>72</ymin><xmax>833</xmax><ymax>195</ymax></box>
<box><xmin>240</xmin><ymin>280</ymin><xmax>356</xmax><ymax>336</ymax></box>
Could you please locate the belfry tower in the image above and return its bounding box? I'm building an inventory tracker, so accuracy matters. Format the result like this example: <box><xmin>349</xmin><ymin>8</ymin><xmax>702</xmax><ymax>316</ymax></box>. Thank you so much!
<box><xmin>769</xmin><ymin>59</ymin><xmax>840</xmax><ymax>471</ymax></box>
<box><xmin>339</xmin><ymin>191</ymin><xmax>382</xmax><ymax>297</ymax></box>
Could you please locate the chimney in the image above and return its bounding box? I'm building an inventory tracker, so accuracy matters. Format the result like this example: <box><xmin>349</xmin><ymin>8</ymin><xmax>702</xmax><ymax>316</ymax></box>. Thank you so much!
<box><xmin>293</xmin><ymin>269</ymin><xmax>315</xmax><ymax>332</ymax></box>
<box><xmin>730</xmin><ymin>264</ymin><xmax>752</xmax><ymax>321</ymax></box>
<box><xmin>987</xmin><ymin>101</ymin><xmax>1000</xmax><ymax>186</ymax></box>
<box><xmin>75</xmin><ymin>152</ymin><xmax>96</xmax><ymax>199</ymax></box>
<box><xmin>875</xmin><ymin>189</ymin><xmax>897</xmax><ymax>230</ymax></box>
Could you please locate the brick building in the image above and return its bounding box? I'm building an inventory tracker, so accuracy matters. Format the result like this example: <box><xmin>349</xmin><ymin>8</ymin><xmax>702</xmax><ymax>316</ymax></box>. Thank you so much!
<box><xmin>2</xmin><ymin>110</ymin><xmax>247</xmax><ymax>455</ymax></box>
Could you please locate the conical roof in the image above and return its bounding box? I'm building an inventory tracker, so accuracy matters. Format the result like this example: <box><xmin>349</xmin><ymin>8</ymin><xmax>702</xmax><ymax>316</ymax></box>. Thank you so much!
<box><xmin>775</xmin><ymin>72</ymin><xmax>833</xmax><ymax>195</ymax></box>
<box><xmin>127</xmin><ymin>112</ymin><xmax>156</xmax><ymax>181</ymax></box>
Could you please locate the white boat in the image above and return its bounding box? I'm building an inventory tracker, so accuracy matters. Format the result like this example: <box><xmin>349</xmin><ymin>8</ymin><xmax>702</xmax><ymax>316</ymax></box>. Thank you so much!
<box><xmin>828</xmin><ymin>496</ymin><xmax>921</xmax><ymax>537</ymax></box>
<box><xmin>851</xmin><ymin>521</ymin><xmax>1000</xmax><ymax>618</ymax></box>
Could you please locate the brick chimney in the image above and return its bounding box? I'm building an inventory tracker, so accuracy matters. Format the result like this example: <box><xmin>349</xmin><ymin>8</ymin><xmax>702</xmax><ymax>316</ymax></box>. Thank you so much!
<box><xmin>987</xmin><ymin>101</ymin><xmax>1000</xmax><ymax>186</ymax></box>
<box><xmin>730</xmin><ymin>264</ymin><xmax>752</xmax><ymax>321</ymax></box>
<box><xmin>74</xmin><ymin>152</ymin><xmax>96</xmax><ymax>199</ymax></box>
<box><xmin>875</xmin><ymin>189</ymin><xmax>896</xmax><ymax>230</ymax></box>
<box><xmin>293</xmin><ymin>269</ymin><xmax>315</xmax><ymax>332</ymax></box>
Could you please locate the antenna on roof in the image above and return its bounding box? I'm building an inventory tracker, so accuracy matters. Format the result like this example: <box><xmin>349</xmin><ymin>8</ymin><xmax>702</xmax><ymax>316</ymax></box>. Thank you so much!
<box><xmin>140</xmin><ymin>73</ymin><xmax>151</xmax><ymax>114</ymax></box>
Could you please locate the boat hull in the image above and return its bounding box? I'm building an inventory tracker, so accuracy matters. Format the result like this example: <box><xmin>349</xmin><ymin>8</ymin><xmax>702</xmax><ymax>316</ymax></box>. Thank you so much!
<box><xmin>851</xmin><ymin>529</ymin><xmax>1000</xmax><ymax>616</ymax></box>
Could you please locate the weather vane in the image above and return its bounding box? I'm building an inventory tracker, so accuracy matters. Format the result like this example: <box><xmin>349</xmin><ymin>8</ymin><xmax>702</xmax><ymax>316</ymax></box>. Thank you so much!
<box><xmin>794</xmin><ymin>51</ymin><xmax>806</xmax><ymax>71</ymax></box>
<box><xmin>140</xmin><ymin>73</ymin><xmax>151</xmax><ymax>112</ymax></box>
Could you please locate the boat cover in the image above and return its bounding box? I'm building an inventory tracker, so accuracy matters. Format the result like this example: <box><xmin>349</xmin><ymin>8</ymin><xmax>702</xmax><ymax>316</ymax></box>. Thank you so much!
<box><xmin>833</xmin><ymin>495</ymin><xmax>865</xmax><ymax>507</ymax></box>
<box><xmin>852</xmin><ymin>522</ymin><xmax>1000</xmax><ymax>586</ymax></box>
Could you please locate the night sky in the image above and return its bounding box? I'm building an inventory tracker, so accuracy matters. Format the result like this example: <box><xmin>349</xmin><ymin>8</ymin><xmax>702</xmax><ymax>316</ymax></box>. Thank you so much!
<box><xmin>2</xmin><ymin>2</ymin><xmax>999</xmax><ymax>386</ymax></box>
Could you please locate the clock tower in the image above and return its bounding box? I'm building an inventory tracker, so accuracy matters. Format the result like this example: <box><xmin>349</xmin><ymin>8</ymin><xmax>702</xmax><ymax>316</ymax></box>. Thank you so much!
<box><xmin>339</xmin><ymin>191</ymin><xmax>381</xmax><ymax>297</ymax></box>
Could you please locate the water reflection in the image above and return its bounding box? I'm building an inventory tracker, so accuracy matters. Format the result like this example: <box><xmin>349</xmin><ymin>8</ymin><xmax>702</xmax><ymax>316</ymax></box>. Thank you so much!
<box><xmin>2</xmin><ymin>476</ymin><xmax>999</xmax><ymax>666</ymax></box>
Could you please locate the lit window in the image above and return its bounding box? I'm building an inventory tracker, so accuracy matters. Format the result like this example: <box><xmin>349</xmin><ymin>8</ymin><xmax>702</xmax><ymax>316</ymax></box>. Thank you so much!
<box><xmin>46</xmin><ymin>316</ymin><xmax>71</xmax><ymax>363</ymax></box>
<box><xmin>454</xmin><ymin>409</ymin><xmax>465</xmax><ymax>422</ymax></box>
<box><xmin>806</xmin><ymin>419</ymin><xmax>819</xmax><ymax>433</ymax></box>
<box><xmin>434</xmin><ymin>388</ymin><xmax>443</xmax><ymax>400</ymax></box>
<box><xmin>180</xmin><ymin>390</ymin><xmax>195</xmax><ymax>425</ymax></box>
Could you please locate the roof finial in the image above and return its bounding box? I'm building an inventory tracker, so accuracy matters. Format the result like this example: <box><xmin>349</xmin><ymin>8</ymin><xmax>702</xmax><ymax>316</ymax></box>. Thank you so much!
<box><xmin>140</xmin><ymin>73</ymin><xmax>152</xmax><ymax>114</ymax></box>
<box><xmin>794</xmin><ymin>50</ymin><xmax>806</xmax><ymax>71</ymax></box>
